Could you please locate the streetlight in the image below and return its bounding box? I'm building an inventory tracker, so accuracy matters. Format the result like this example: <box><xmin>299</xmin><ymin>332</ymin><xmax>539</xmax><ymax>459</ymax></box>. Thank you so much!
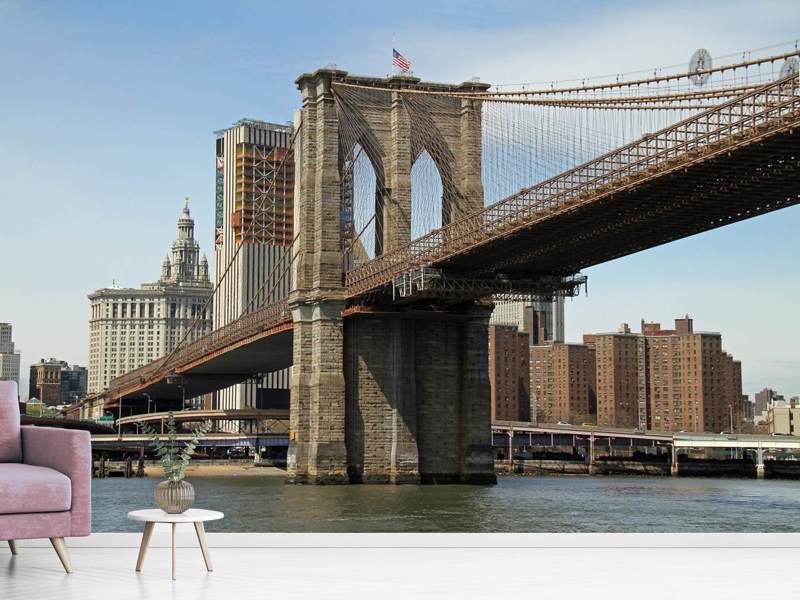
<box><xmin>143</xmin><ymin>392</ymin><xmax>152</xmax><ymax>414</ymax></box>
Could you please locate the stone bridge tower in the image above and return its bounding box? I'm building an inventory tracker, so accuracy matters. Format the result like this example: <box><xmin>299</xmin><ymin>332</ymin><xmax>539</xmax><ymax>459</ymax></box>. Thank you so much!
<box><xmin>288</xmin><ymin>68</ymin><xmax>496</xmax><ymax>484</ymax></box>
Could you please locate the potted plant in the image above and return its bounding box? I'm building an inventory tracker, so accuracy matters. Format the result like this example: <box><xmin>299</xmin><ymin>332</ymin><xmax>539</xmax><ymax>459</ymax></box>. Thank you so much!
<box><xmin>141</xmin><ymin>412</ymin><xmax>209</xmax><ymax>513</ymax></box>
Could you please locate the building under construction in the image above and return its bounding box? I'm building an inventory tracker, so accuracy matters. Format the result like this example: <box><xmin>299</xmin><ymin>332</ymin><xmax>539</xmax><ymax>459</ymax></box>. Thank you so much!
<box><xmin>213</xmin><ymin>119</ymin><xmax>295</xmax><ymax>411</ymax></box>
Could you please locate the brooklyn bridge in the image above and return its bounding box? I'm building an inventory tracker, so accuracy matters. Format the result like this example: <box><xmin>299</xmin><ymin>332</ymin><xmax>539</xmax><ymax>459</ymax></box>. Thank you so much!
<box><xmin>96</xmin><ymin>47</ymin><xmax>800</xmax><ymax>484</ymax></box>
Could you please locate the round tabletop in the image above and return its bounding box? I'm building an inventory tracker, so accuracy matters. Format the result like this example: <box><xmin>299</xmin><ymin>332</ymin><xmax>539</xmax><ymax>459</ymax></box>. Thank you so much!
<box><xmin>127</xmin><ymin>509</ymin><xmax>224</xmax><ymax>523</ymax></box>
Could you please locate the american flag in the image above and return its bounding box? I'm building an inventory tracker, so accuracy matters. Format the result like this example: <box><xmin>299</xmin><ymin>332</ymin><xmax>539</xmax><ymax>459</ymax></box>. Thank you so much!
<box><xmin>393</xmin><ymin>48</ymin><xmax>411</xmax><ymax>72</ymax></box>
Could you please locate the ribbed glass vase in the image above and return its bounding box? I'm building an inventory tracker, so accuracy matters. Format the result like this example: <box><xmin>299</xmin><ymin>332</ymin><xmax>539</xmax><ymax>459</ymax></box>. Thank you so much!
<box><xmin>155</xmin><ymin>479</ymin><xmax>194</xmax><ymax>514</ymax></box>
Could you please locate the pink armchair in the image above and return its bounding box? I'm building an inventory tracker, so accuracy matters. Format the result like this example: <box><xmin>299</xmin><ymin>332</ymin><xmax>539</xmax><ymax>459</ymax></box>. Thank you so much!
<box><xmin>0</xmin><ymin>381</ymin><xmax>91</xmax><ymax>573</ymax></box>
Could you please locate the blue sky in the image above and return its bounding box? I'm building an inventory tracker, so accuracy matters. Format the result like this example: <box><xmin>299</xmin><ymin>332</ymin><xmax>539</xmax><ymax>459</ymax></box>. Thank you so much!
<box><xmin>1</xmin><ymin>0</ymin><xmax>799</xmax><ymax>398</ymax></box>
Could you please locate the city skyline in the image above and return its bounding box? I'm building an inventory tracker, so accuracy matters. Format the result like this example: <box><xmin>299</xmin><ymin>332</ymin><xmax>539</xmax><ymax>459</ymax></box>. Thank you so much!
<box><xmin>2</xmin><ymin>0</ymin><xmax>799</xmax><ymax>399</ymax></box>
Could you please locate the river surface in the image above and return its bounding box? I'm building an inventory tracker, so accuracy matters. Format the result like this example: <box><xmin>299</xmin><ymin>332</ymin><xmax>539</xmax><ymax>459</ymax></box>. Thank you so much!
<box><xmin>92</xmin><ymin>475</ymin><xmax>800</xmax><ymax>532</ymax></box>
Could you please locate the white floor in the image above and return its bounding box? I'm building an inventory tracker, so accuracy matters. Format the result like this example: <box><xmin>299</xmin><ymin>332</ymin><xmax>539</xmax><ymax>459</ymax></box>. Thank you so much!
<box><xmin>1</xmin><ymin>533</ymin><xmax>797</xmax><ymax>599</ymax></box>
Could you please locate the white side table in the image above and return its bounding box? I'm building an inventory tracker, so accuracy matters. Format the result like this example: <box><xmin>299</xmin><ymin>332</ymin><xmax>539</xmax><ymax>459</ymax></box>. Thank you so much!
<box><xmin>127</xmin><ymin>508</ymin><xmax>224</xmax><ymax>580</ymax></box>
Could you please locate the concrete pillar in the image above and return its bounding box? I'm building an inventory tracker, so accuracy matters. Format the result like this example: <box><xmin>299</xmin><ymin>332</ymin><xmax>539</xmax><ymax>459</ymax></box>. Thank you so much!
<box><xmin>507</xmin><ymin>430</ymin><xmax>514</xmax><ymax>471</ymax></box>
<box><xmin>344</xmin><ymin>307</ymin><xmax>495</xmax><ymax>484</ymax></box>
<box><xmin>756</xmin><ymin>447</ymin><xmax>765</xmax><ymax>480</ymax></box>
<box><xmin>670</xmin><ymin>444</ymin><xmax>679</xmax><ymax>476</ymax></box>
<box><xmin>587</xmin><ymin>432</ymin><xmax>597</xmax><ymax>475</ymax></box>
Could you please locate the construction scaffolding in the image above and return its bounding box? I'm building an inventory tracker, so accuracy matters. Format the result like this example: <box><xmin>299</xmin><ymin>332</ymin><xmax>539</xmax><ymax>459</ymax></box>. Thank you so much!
<box><xmin>233</xmin><ymin>142</ymin><xmax>294</xmax><ymax>246</ymax></box>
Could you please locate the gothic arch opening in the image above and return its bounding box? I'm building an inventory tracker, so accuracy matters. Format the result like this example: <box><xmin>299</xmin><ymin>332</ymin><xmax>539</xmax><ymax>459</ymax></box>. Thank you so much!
<box><xmin>410</xmin><ymin>149</ymin><xmax>445</xmax><ymax>240</ymax></box>
<box><xmin>342</xmin><ymin>143</ymin><xmax>384</xmax><ymax>269</ymax></box>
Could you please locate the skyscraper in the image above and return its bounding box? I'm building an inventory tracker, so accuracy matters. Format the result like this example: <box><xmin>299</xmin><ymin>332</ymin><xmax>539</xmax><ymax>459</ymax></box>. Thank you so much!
<box><xmin>213</xmin><ymin>119</ymin><xmax>295</xmax><ymax>410</ymax></box>
<box><xmin>88</xmin><ymin>199</ymin><xmax>212</xmax><ymax>393</ymax></box>
<box><xmin>0</xmin><ymin>323</ymin><xmax>21</xmax><ymax>388</ymax></box>
<box><xmin>490</xmin><ymin>297</ymin><xmax>565</xmax><ymax>344</ymax></box>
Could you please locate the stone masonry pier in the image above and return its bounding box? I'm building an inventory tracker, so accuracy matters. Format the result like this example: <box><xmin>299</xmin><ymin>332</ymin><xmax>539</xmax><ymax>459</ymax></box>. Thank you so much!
<box><xmin>287</xmin><ymin>68</ymin><xmax>495</xmax><ymax>484</ymax></box>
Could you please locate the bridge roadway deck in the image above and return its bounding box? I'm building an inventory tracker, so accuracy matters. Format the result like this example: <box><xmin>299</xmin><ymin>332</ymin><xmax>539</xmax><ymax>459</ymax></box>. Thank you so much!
<box><xmin>106</xmin><ymin>76</ymin><xmax>800</xmax><ymax>405</ymax></box>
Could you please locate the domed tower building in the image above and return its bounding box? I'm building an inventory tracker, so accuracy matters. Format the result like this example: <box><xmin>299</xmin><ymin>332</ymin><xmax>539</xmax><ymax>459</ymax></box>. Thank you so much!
<box><xmin>87</xmin><ymin>199</ymin><xmax>213</xmax><ymax>396</ymax></box>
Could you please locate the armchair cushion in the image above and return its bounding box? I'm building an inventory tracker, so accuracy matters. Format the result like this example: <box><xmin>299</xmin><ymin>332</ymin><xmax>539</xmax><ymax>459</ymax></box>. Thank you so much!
<box><xmin>0</xmin><ymin>463</ymin><xmax>71</xmax><ymax>514</ymax></box>
<box><xmin>0</xmin><ymin>381</ymin><xmax>21</xmax><ymax>462</ymax></box>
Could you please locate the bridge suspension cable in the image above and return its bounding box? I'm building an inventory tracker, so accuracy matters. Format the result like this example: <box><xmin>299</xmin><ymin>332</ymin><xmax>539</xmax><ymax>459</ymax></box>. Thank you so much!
<box><xmin>333</xmin><ymin>46</ymin><xmax>800</xmax><ymax>108</ymax></box>
<box><xmin>344</xmin><ymin>71</ymin><xmax>800</xmax><ymax>296</ymax></box>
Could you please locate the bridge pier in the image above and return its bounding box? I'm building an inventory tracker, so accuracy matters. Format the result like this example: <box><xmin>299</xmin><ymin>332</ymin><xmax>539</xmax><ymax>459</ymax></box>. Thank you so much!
<box><xmin>344</xmin><ymin>307</ymin><xmax>496</xmax><ymax>484</ymax></box>
<box><xmin>287</xmin><ymin>300</ymin><xmax>350</xmax><ymax>484</ymax></box>
<box><xmin>587</xmin><ymin>432</ymin><xmax>597</xmax><ymax>475</ymax></box>
<box><xmin>670</xmin><ymin>445</ymin><xmax>679</xmax><ymax>476</ymax></box>
<box><xmin>287</xmin><ymin>68</ymin><xmax>495</xmax><ymax>484</ymax></box>
<box><xmin>287</xmin><ymin>68</ymin><xmax>351</xmax><ymax>484</ymax></box>
<box><xmin>756</xmin><ymin>447</ymin><xmax>765</xmax><ymax>480</ymax></box>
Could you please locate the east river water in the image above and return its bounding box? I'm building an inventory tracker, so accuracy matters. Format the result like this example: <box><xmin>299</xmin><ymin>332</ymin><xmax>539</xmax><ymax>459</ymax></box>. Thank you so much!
<box><xmin>92</xmin><ymin>475</ymin><xmax>800</xmax><ymax>532</ymax></box>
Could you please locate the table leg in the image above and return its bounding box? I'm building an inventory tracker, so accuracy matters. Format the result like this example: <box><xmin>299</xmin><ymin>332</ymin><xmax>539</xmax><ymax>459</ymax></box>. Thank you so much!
<box><xmin>171</xmin><ymin>523</ymin><xmax>176</xmax><ymax>580</ymax></box>
<box><xmin>135</xmin><ymin>522</ymin><xmax>155</xmax><ymax>572</ymax></box>
<box><xmin>193</xmin><ymin>522</ymin><xmax>213</xmax><ymax>572</ymax></box>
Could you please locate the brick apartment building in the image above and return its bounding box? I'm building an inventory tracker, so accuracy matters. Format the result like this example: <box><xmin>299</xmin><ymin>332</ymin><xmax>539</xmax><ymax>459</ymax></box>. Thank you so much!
<box><xmin>586</xmin><ymin>324</ymin><xmax>646</xmax><ymax>429</ymax></box>
<box><xmin>29</xmin><ymin>358</ymin><xmax>88</xmax><ymax>406</ymax></box>
<box><xmin>530</xmin><ymin>342</ymin><xmax>596</xmax><ymax>424</ymax></box>
<box><xmin>754</xmin><ymin>387</ymin><xmax>777</xmax><ymax>415</ymax></box>
<box><xmin>588</xmin><ymin>316</ymin><xmax>743</xmax><ymax>433</ymax></box>
<box><xmin>488</xmin><ymin>325</ymin><xmax>530</xmax><ymax>422</ymax></box>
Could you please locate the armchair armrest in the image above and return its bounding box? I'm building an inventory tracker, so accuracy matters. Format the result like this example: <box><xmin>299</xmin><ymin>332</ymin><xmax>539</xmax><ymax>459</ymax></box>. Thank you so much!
<box><xmin>21</xmin><ymin>426</ymin><xmax>92</xmax><ymax>536</ymax></box>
